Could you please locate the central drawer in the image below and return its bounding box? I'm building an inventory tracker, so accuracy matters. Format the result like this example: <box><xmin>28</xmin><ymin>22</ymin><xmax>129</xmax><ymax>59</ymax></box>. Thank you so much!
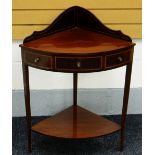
<box><xmin>55</xmin><ymin>56</ymin><xmax>102</xmax><ymax>72</ymax></box>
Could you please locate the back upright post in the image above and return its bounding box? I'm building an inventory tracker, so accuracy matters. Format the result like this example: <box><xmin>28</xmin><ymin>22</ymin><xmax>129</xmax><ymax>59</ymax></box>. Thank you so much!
<box><xmin>73</xmin><ymin>73</ymin><xmax>78</xmax><ymax>106</ymax></box>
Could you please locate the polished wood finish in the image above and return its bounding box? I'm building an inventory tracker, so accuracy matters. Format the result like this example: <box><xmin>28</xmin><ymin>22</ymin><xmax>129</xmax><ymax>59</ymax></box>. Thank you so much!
<box><xmin>13</xmin><ymin>24</ymin><xmax>142</xmax><ymax>40</ymax></box>
<box><xmin>22</xmin><ymin>46</ymin><xmax>133</xmax><ymax>72</ymax></box>
<box><xmin>21</xmin><ymin>52</ymin><xmax>32</xmax><ymax>153</ymax></box>
<box><xmin>105</xmin><ymin>50</ymin><xmax>131</xmax><ymax>69</ymax></box>
<box><xmin>21</xmin><ymin>6</ymin><xmax>132</xmax><ymax>43</ymax></box>
<box><xmin>20</xmin><ymin>6</ymin><xmax>135</xmax><ymax>152</ymax></box>
<box><xmin>24</xmin><ymin>51</ymin><xmax>52</xmax><ymax>70</ymax></box>
<box><xmin>55</xmin><ymin>56</ymin><xmax>102</xmax><ymax>72</ymax></box>
<box><xmin>120</xmin><ymin>62</ymin><xmax>133</xmax><ymax>151</ymax></box>
<box><xmin>21</xmin><ymin>28</ymin><xmax>134</xmax><ymax>55</ymax></box>
<box><xmin>73</xmin><ymin>73</ymin><xmax>78</xmax><ymax>106</ymax></box>
<box><xmin>32</xmin><ymin>105</ymin><xmax>121</xmax><ymax>138</ymax></box>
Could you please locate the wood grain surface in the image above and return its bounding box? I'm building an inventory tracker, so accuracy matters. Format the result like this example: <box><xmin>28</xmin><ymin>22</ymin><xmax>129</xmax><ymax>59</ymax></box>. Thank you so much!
<box><xmin>32</xmin><ymin>105</ymin><xmax>121</xmax><ymax>138</ymax></box>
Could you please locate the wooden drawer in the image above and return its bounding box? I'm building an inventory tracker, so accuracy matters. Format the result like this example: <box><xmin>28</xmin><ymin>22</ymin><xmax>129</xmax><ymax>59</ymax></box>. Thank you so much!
<box><xmin>24</xmin><ymin>52</ymin><xmax>52</xmax><ymax>69</ymax></box>
<box><xmin>105</xmin><ymin>51</ymin><xmax>131</xmax><ymax>69</ymax></box>
<box><xmin>55</xmin><ymin>56</ymin><xmax>102</xmax><ymax>72</ymax></box>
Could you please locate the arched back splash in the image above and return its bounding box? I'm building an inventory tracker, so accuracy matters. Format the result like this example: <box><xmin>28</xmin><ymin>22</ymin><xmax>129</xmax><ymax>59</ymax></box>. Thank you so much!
<box><xmin>24</xmin><ymin>6</ymin><xmax>132</xmax><ymax>43</ymax></box>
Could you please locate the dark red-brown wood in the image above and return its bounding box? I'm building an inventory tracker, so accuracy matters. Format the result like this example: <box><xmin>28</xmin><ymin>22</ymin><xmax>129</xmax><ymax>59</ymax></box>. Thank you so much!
<box><xmin>20</xmin><ymin>6</ymin><xmax>135</xmax><ymax>153</ymax></box>
<box><xmin>21</xmin><ymin>27</ymin><xmax>134</xmax><ymax>55</ymax></box>
<box><xmin>21</xmin><ymin>52</ymin><xmax>32</xmax><ymax>153</ymax></box>
<box><xmin>32</xmin><ymin>105</ymin><xmax>121</xmax><ymax>138</ymax></box>
<box><xmin>120</xmin><ymin>61</ymin><xmax>133</xmax><ymax>151</ymax></box>
<box><xmin>73</xmin><ymin>73</ymin><xmax>78</xmax><ymax>106</ymax></box>
<box><xmin>22</xmin><ymin>6</ymin><xmax>132</xmax><ymax>43</ymax></box>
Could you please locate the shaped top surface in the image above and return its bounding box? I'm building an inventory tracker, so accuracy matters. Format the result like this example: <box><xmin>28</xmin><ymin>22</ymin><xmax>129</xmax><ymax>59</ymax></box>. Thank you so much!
<box><xmin>21</xmin><ymin>27</ymin><xmax>134</xmax><ymax>55</ymax></box>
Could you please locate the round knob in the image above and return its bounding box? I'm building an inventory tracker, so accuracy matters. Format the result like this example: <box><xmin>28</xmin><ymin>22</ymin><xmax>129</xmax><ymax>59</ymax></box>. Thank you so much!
<box><xmin>34</xmin><ymin>57</ymin><xmax>40</xmax><ymax>63</ymax></box>
<box><xmin>117</xmin><ymin>56</ymin><xmax>123</xmax><ymax>62</ymax></box>
<box><xmin>77</xmin><ymin>61</ymin><xmax>81</xmax><ymax>68</ymax></box>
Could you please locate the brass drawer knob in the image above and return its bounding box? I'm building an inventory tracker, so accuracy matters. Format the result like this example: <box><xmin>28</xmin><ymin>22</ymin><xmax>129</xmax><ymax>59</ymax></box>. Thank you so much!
<box><xmin>34</xmin><ymin>57</ymin><xmax>40</xmax><ymax>63</ymax></box>
<box><xmin>77</xmin><ymin>61</ymin><xmax>81</xmax><ymax>68</ymax></box>
<box><xmin>117</xmin><ymin>56</ymin><xmax>123</xmax><ymax>62</ymax></box>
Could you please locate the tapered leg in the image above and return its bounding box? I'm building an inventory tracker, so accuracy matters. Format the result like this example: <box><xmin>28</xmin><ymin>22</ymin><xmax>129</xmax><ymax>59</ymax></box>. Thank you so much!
<box><xmin>120</xmin><ymin>63</ymin><xmax>133</xmax><ymax>151</ymax></box>
<box><xmin>22</xmin><ymin>62</ymin><xmax>32</xmax><ymax>153</ymax></box>
<box><xmin>73</xmin><ymin>73</ymin><xmax>78</xmax><ymax>106</ymax></box>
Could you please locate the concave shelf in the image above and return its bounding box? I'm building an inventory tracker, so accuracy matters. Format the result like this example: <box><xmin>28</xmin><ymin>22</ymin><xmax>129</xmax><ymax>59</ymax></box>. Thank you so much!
<box><xmin>31</xmin><ymin>105</ymin><xmax>121</xmax><ymax>139</ymax></box>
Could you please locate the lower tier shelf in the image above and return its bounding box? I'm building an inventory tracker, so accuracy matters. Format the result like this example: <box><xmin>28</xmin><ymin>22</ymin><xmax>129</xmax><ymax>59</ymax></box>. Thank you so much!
<box><xmin>31</xmin><ymin>105</ymin><xmax>121</xmax><ymax>139</ymax></box>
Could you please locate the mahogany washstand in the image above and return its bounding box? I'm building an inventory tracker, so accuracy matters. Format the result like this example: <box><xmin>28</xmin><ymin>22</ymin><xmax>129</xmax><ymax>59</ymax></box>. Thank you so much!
<box><xmin>20</xmin><ymin>6</ymin><xmax>135</xmax><ymax>152</ymax></box>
